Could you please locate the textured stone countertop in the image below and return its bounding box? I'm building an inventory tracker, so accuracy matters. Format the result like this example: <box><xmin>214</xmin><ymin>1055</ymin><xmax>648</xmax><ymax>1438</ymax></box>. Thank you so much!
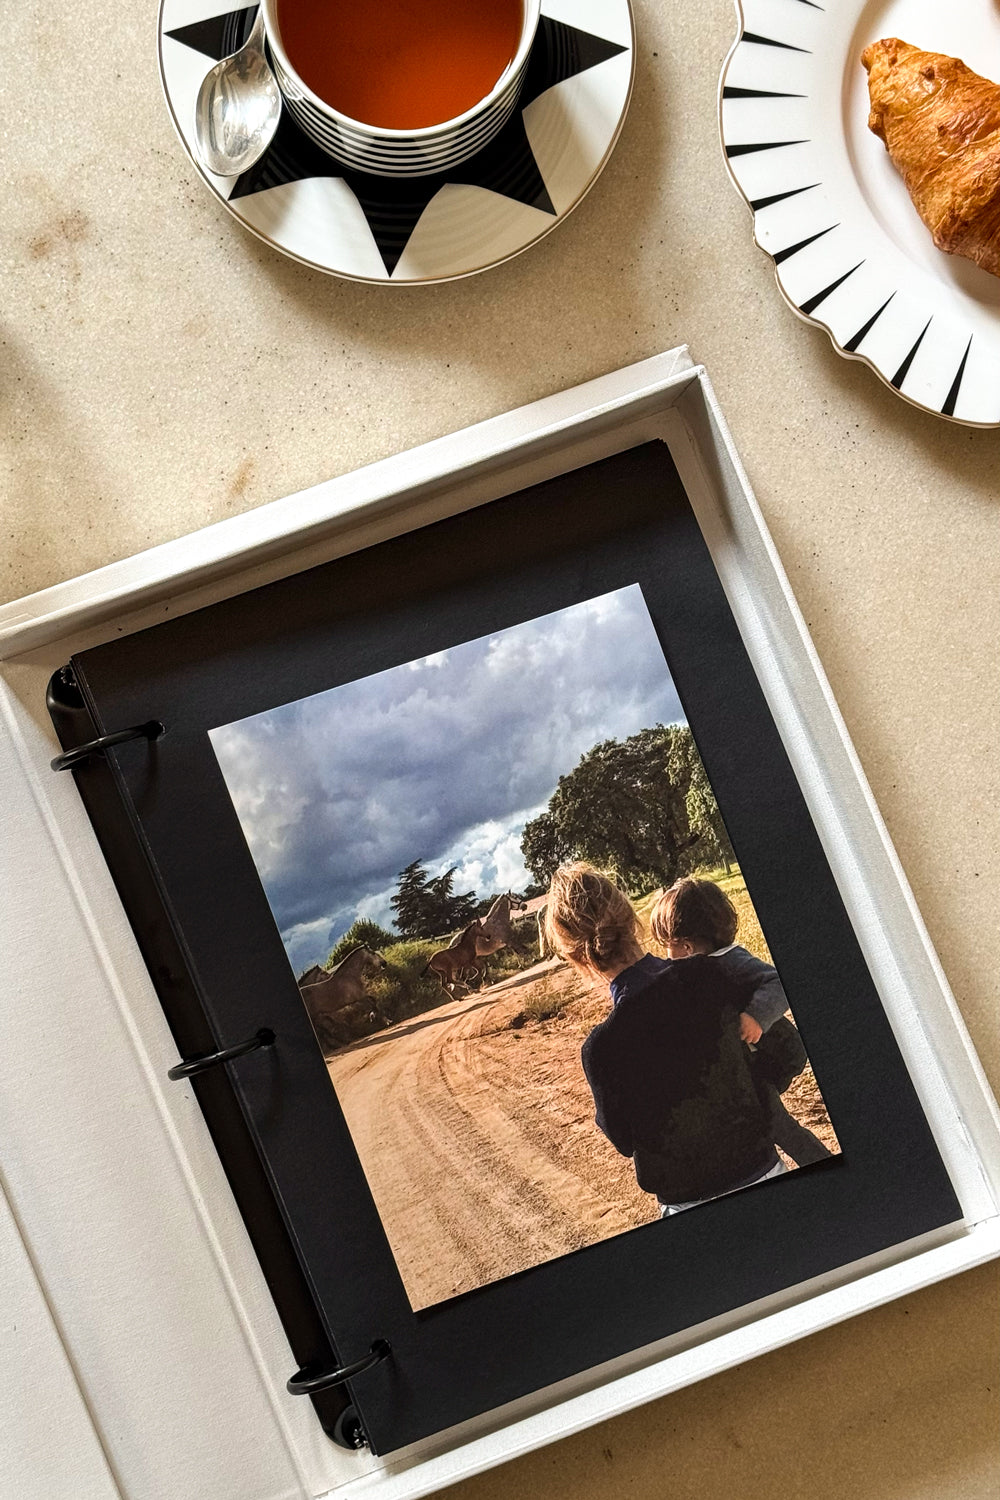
<box><xmin>3</xmin><ymin>0</ymin><xmax>998</xmax><ymax>1496</ymax></box>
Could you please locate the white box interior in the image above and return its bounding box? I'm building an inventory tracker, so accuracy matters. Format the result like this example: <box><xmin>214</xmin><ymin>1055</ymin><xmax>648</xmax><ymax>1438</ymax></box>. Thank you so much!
<box><xmin>2</xmin><ymin>350</ymin><xmax>998</xmax><ymax>1500</ymax></box>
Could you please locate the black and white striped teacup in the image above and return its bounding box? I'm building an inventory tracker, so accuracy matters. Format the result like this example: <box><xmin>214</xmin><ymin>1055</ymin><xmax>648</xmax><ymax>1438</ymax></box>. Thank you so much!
<box><xmin>259</xmin><ymin>0</ymin><xmax>541</xmax><ymax>179</ymax></box>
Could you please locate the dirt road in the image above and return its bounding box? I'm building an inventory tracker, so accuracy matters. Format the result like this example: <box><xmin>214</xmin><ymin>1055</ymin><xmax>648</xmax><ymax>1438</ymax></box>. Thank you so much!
<box><xmin>327</xmin><ymin>961</ymin><xmax>840</xmax><ymax>1311</ymax></box>
<box><xmin>327</xmin><ymin>962</ymin><xmax>655</xmax><ymax>1309</ymax></box>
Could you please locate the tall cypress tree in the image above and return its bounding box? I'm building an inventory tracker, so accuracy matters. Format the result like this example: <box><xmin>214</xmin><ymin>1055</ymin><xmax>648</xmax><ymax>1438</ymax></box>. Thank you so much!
<box><xmin>390</xmin><ymin>861</ymin><xmax>477</xmax><ymax>938</ymax></box>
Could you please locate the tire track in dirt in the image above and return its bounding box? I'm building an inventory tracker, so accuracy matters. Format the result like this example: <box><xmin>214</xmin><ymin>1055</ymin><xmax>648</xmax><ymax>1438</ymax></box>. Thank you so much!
<box><xmin>327</xmin><ymin>976</ymin><xmax>640</xmax><ymax>1310</ymax></box>
<box><xmin>326</xmin><ymin>957</ymin><xmax>841</xmax><ymax>1309</ymax></box>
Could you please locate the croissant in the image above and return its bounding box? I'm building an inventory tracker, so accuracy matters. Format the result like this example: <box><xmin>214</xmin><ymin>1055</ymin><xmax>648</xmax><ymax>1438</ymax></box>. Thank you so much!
<box><xmin>862</xmin><ymin>37</ymin><xmax>1000</xmax><ymax>277</ymax></box>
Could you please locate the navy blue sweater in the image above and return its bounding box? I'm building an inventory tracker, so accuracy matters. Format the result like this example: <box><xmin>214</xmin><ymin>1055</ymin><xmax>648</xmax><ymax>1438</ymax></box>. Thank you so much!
<box><xmin>581</xmin><ymin>954</ymin><xmax>777</xmax><ymax>1203</ymax></box>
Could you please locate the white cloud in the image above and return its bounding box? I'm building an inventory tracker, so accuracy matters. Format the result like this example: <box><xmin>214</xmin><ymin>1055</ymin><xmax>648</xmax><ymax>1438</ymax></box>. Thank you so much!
<box><xmin>283</xmin><ymin>915</ymin><xmax>338</xmax><ymax>977</ymax></box>
<box><xmin>438</xmin><ymin>814</ymin><xmax>538</xmax><ymax>899</ymax></box>
<box><xmin>210</xmin><ymin>583</ymin><xmax>686</xmax><ymax>972</ymax></box>
<box><xmin>408</xmin><ymin>650</ymin><xmax>449</xmax><ymax>671</ymax></box>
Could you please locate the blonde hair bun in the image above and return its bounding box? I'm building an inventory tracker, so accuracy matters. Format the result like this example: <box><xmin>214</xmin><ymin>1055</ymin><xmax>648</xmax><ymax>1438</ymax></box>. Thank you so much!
<box><xmin>544</xmin><ymin>862</ymin><xmax>639</xmax><ymax>973</ymax></box>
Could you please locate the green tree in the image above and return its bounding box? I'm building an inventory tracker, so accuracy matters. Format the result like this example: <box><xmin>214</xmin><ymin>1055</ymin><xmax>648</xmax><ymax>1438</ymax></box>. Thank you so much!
<box><xmin>520</xmin><ymin>725</ymin><xmax>732</xmax><ymax>892</ymax></box>
<box><xmin>427</xmin><ymin>868</ymin><xmax>478</xmax><ymax>932</ymax></box>
<box><xmin>390</xmin><ymin>860</ymin><xmax>478</xmax><ymax>939</ymax></box>
<box><xmin>325</xmin><ymin>917</ymin><xmax>397</xmax><ymax>969</ymax></box>
<box><xmin>685</xmin><ymin>758</ymin><xmax>735</xmax><ymax>873</ymax></box>
<box><xmin>519</xmin><ymin>811</ymin><xmax>572</xmax><ymax>888</ymax></box>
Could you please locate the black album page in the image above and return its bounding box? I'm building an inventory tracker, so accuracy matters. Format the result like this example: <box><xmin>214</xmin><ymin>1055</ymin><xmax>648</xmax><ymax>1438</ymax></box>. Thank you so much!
<box><xmin>57</xmin><ymin>441</ymin><xmax>961</xmax><ymax>1453</ymax></box>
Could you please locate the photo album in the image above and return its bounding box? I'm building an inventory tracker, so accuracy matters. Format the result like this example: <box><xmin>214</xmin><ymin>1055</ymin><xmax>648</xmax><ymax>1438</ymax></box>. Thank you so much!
<box><xmin>208</xmin><ymin>582</ymin><xmax>841</xmax><ymax>1312</ymax></box>
<box><xmin>47</xmin><ymin>437</ymin><xmax>963</xmax><ymax>1455</ymax></box>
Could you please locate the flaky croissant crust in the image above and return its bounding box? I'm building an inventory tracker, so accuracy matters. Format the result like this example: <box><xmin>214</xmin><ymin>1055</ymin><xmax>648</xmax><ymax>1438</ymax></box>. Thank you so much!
<box><xmin>862</xmin><ymin>37</ymin><xmax>1000</xmax><ymax>277</ymax></box>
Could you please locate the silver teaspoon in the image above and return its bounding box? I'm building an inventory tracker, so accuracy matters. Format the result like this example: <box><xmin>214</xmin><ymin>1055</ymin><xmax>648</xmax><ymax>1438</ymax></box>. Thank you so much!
<box><xmin>193</xmin><ymin>7</ymin><xmax>281</xmax><ymax>177</ymax></box>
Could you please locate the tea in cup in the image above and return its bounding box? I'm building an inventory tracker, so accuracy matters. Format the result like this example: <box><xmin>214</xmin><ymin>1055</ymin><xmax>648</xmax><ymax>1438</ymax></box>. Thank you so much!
<box><xmin>261</xmin><ymin>0</ymin><xmax>541</xmax><ymax>177</ymax></box>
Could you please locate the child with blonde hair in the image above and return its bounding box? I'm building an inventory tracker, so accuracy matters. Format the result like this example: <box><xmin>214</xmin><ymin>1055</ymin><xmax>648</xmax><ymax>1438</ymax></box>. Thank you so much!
<box><xmin>651</xmin><ymin>878</ymin><xmax>831</xmax><ymax>1167</ymax></box>
<box><xmin>546</xmin><ymin>862</ymin><xmax>787</xmax><ymax>1215</ymax></box>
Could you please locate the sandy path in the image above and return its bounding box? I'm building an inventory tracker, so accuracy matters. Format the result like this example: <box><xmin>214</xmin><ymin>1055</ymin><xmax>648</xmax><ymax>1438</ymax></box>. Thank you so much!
<box><xmin>327</xmin><ymin>961</ymin><xmax>840</xmax><ymax>1311</ymax></box>
<box><xmin>326</xmin><ymin>965</ymin><xmax>650</xmax><ymax>1309</ymax></box>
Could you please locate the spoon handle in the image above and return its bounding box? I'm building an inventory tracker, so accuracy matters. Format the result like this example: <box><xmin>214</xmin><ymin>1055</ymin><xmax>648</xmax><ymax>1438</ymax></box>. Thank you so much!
<box><xmin>247</xmin><ymin>5</ymin><xmax>266</xmax><ymax>54</ymax></box>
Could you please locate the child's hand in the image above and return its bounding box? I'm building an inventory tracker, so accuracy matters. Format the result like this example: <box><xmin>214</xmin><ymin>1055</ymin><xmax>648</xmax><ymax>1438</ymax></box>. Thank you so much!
<box><xmin>739</xmin><ymin>1012</ymin><xmax>763</xmax><ymax>1045</ymax></box>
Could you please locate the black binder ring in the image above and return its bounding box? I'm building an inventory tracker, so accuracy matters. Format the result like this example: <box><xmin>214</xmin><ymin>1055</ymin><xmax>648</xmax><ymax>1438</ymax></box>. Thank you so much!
<box><xmin>286</xmin><ymin>1340</ymin><xmax>391</xmax><ymax>1396</ymax></box>
<box><xmin>167</xmin><ymin>1028</ymin><xmax>276</xmax><ymax>1081</ymax></box>
<box><xmin>51</xmin><ymin>720</ymin><xmax>164</xmax><ymax>772</ymax></box>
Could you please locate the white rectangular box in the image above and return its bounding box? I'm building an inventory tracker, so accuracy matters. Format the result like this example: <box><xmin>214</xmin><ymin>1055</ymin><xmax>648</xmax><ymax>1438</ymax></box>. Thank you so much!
<box><xmin>2</xmin><ymin>349</ymin><xmax>998</xmax><ymax>1500</ymax></box>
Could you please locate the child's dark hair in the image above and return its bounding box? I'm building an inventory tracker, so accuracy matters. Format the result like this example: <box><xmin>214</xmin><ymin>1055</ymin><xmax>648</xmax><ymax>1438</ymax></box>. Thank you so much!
<box><xmin>651</xmin><ymin>878</ymin><xmax>738</xmax><ymax>951</ymax></box>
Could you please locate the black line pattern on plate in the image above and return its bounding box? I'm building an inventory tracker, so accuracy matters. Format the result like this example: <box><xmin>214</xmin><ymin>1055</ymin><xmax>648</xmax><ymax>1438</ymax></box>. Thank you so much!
<box><xmin>891</xmin><ymin>319</ymin><xmax>931</xmax><ymax>388</ymax></box>
<box><xmin>842</xmin><ymin>293</ymin><xmax>895</xmax><ymax>353</ymax></box>
<box><xmin>166</xmin><ymin>4</ymin><xmax>256</xmax><ymax>56</ymax></box>
<box><xmin>165</xmin><ymin>10</ymin><xmax>626</xmax><ymax>275</ymax></box>
<box><xmin>750</xmin><ymin>182</ymin><xmax>820</xmax><ymax>210</ymax></box>
<box><xmin>726</xmin><ymin>11</ymin><xmax>993</xmax><ymax>425</ymax></box>
<box><xmin>798</xmin><ymin>260</ymin><xmax>863</xmax><ymax>315</ymax></box>
<box><xmin>726</xmin><ymin>140</ymin><xmax>808</xmax><ymax>157</ymax></box>
<box><xmin>723</xmin><ymin>86</ymin><xmax>806</xmax><ymax>98</ymax></box>
<box><xmin>741</xmin><ymin>32</ymin><xmax>811</xmax><ymax>53</ymax></box>
<box><xmin>942</xmin><ymin>336</ymin><xmax>973</xmax><ymax>417</ymax></box>
<box><xmin>772</xmin><ymin>223</ymin><xmax>837</xmax><ymax>264</ymax></box>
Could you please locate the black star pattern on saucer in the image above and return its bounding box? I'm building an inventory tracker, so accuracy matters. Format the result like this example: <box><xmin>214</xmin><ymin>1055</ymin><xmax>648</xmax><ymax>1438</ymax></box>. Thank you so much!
<box><xmin>166</xmin><ymin>8</ymin><xmax>627</xmax><ymax>274</ymax></box>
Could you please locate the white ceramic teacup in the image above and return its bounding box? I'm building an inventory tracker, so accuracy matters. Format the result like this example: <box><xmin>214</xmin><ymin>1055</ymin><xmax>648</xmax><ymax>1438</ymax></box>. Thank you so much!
<box><xmin>260</xmin><ymin>0</ymin><xmax>541</xmax><ymax>178</ymax></box>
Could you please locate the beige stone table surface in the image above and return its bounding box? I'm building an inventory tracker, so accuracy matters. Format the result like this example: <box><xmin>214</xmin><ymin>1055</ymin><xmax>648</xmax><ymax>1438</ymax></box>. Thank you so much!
<box><xmin>2</xmin><ymin>0</ymin><xmax>998</xmax><ymax>1495</ymax></box>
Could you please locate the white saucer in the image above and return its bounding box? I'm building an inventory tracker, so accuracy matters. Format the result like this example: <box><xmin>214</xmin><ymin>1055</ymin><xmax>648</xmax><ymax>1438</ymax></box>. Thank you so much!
<box><xmin>158</xmin><ymin>0</ymin><xmax>634</xmax><ymax>283</ymax></box>
<box><xmin>721</xmin><ymin>0</ymin><xmax>1000</xmax><ymax>426</ymax></box>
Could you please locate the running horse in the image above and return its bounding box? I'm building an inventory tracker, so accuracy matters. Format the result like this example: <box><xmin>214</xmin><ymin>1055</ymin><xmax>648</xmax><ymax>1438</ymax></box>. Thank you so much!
<box><xmin>478</xmin><ymin>891</ymin><xmax>527</xmax><ymax>947</ymax></box>
<box><xmin>423</xmin><ymin>893</ymin><xmax>527</xmax><ymax>998</ymax></box>
<box><xmin>298</xmin><ymin>945</ymin><xmax>388</xmax><ymax>1050</ymax></box>
<box><xmin>423</xmin><ymin>921</ymin><xmax>495</xmax><ymax>998</ymax></box>
<box><xmin>474</xmin><ymin>891</ymin><xmax>528</xmax><ymax>986</ymax></box>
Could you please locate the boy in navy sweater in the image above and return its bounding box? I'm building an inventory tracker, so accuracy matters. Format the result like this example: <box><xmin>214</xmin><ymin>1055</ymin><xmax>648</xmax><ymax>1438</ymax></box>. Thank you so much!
<box><xmin>650</xmin><ymin>878</ymin><xmax>832</xmax><ymax>1167</ymax></box>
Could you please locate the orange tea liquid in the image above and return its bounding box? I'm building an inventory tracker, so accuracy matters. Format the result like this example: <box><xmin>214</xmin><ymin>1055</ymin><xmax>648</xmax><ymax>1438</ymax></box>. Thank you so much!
<box><xmin>276</xmin><ymin>0</ymin><xmax>524</xmax><ymax>129</ymax></box>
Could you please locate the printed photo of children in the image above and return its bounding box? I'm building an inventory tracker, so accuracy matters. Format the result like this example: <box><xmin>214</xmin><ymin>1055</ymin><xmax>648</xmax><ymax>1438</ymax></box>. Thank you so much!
<box><xmin>546</xmin><ymin>867</ymin><xmax>831</xmax><ymax>1222</ymax></box>
<box><xmin>211</xmin><ymin>582</ymin><xmax>840</xmax><ymax>1310</ymax></box>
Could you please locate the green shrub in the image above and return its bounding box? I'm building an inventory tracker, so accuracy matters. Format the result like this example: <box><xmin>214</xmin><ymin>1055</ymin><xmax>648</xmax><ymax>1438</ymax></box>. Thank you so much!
<box><xmin>479</xmin><ymin>943</ymin><xmax>539</xmax><ymax>983</ymax></box>
<box><xmin>326</xmin><ymin>918</ymin><xmax>397</xmax><ymax>968</ymax></box>
<box><xmin>368</xmin><ymin>940</ymin><xmax>444</xmax><ymax>1024</ymax></box>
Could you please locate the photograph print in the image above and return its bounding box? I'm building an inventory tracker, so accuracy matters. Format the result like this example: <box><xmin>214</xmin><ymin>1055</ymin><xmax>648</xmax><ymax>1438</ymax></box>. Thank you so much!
<box><xmin>209</xmin><ymin>583</ymin><xmax>840</xmax><ymax>1312</ymax></box>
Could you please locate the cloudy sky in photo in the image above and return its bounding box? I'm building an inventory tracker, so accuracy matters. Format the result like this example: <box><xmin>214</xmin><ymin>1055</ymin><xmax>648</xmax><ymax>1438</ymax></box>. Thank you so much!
<box><xmin>209</xmin><ymin>583</ymin><xmax>686</xmax><ymax>975</ymax></box>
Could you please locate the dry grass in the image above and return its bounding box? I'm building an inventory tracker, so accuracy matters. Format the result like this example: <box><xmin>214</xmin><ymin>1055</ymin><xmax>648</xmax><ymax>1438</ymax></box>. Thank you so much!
<box><xmin>513</xmin><ymin>977</ymin><xmax>573</xmax><ymax>1026</ymax></box>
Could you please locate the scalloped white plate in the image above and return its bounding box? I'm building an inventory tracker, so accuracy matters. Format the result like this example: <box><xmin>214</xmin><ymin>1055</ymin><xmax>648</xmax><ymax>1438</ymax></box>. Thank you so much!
<box><xmin>720</xmin><ymin>0</ymin><xmax>1000</xmax><ymax>426</ymax></box>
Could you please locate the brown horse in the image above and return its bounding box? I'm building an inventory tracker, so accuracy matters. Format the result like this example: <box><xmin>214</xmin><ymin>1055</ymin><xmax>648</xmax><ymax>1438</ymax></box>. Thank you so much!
<box><xmin>424</xmin><ymin>893</ymin><xmax>528</xmax><ymax>997</ymax></box>
<box><xmin>424</xmin><ymin>920</ymin><xmax>501</xmax><ymax>997</ymax></box>
<box><xmin>298</xmin><ymin>945</ymin><xmax>388</xmax><ymax>1050</ymax></box>
<box><xmin>478</xmin><ymin>892</ymin><xmax>528</xmax><ymax>947</ymax></box>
